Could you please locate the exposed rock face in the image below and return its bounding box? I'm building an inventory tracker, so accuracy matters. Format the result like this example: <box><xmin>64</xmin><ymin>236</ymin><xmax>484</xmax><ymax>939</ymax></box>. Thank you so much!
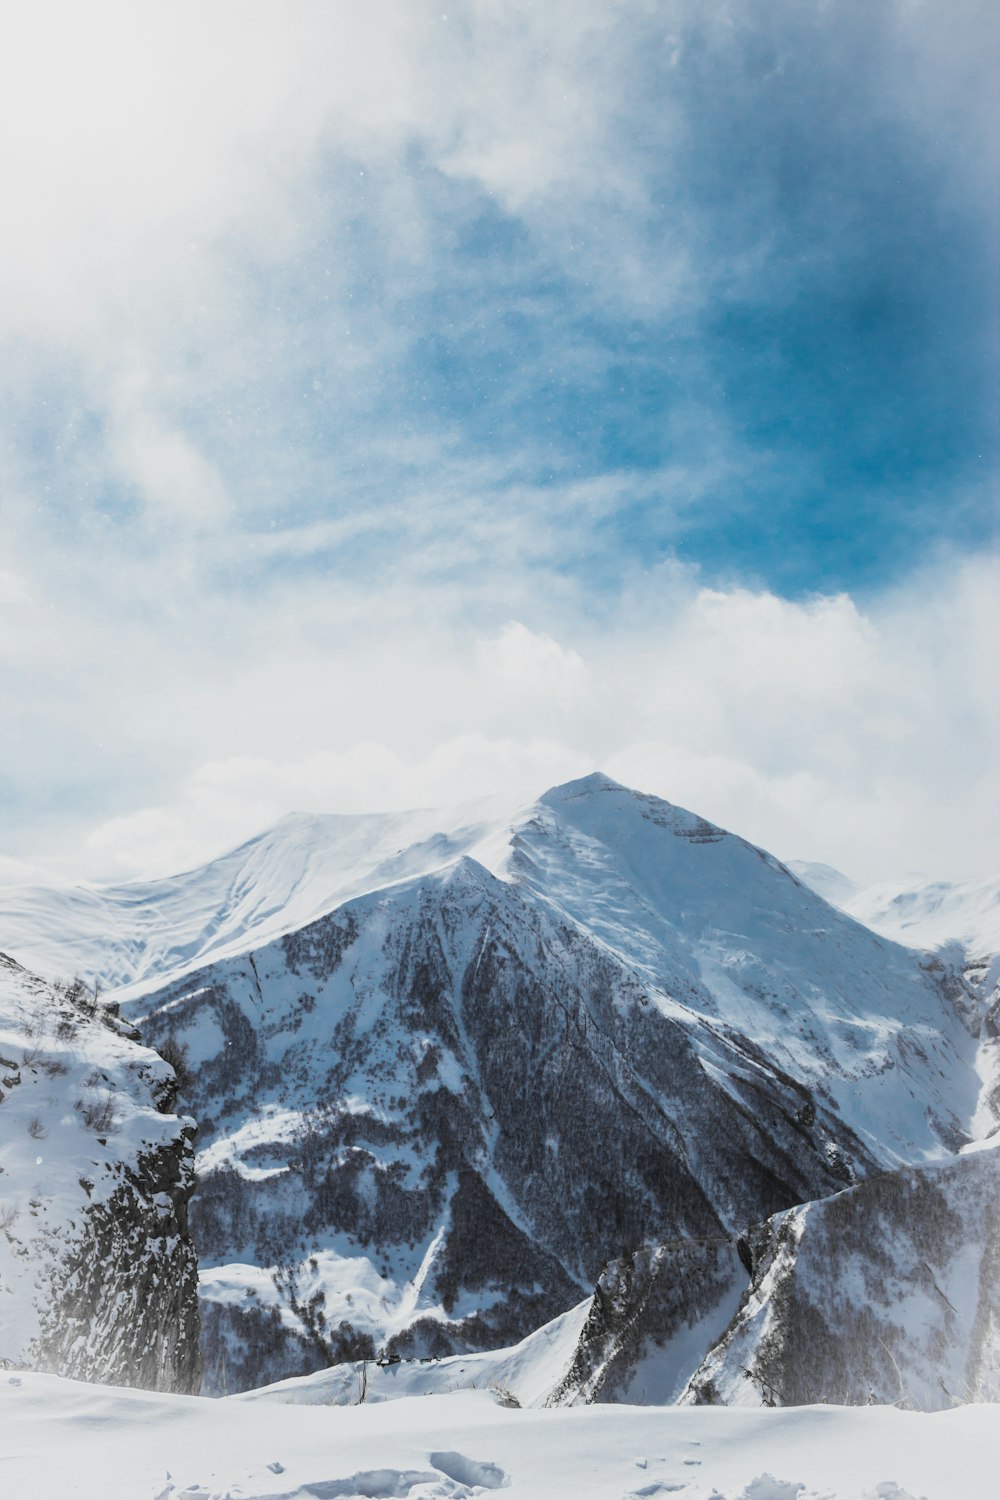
<box><xmin>682</xmin><ymin>1144</ymin><xmax>1000</xmax><ymax>1411</ymax></box>
<box><xmin>0</xmin><ymin>954</ymin><xmax>201</xmax><ymax>1391</ymax></box>
<box><xmin>125</xmin><ymin>778</ymin><xmax>982</xmax><ymax>1394</ymax></box>
<box><xmin>546</xmin><ymin>1237</ymin><xmax>747</xmax><ymax>1406</ymax></box>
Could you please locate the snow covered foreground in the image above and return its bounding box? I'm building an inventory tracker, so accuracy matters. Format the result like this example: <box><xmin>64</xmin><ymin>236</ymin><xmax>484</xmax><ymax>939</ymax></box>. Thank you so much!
<box><xmin>2</xmin><ymin>1374</ymin><xmax>992</xmax><ymax>1500</ymax></box>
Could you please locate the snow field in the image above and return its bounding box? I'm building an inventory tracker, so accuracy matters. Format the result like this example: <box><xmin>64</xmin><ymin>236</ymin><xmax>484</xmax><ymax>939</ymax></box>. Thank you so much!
<box><xmin>1</xmin><ymin>1374</ymin><xmax>992</xmax><ymax>1500</ymax></box>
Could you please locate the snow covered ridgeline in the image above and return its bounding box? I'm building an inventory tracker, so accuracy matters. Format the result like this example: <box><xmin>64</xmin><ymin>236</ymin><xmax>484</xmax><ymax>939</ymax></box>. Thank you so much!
<box><xmin>0</xmin><ymin>795</ymin><xmax>521</xmax><ymax>999</ymax></box>
<box><xmin>541</xmin><ymin>1148</ymin><xmax>1000</xmax><ymax>1414</ymax></box>
<box><xmin>0</xmin><ymin>953</ymin><xmax>201</xmax><ymax>1390</ymax></box>
<box><xmin>121</xmin><ymin>776</ymin><xmax>986</xmax><ymax>1393</ymax></box>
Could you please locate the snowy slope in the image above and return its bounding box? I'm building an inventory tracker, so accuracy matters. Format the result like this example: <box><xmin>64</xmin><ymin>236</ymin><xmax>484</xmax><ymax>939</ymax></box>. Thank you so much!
<box><xmin>683</xmin><ymin>1141</ymin><xmax>1000</xmax><ymax>1412</ymax></box>
<box><xmin>0</xmin><ymin>954</ymin><xmax>201</xmax><ymax>1390</ymax></box>
<box><xmin>237</xmin><ymin>1297</ymin><xmax>592</xmax><ymax>1410</ymax></box>
<box><xmin>0</xmin><ymin>796</ymin><xmax>513</xmax><ymax>999</ymax></box>
<box><xmin>790</xmin><ymin>862</ymin><xmax>1000</xmax><ymax>960</ymax></box>
<box><xmin>845</xmin><ymin>875</ymin><xmax>1000</xmax><ymax>961</ymax></box>
<box><xmin>501</xmin><ymin>779</ymin><xmax>982</xmax><ymax>1162</ymax></box>
<box><xmin>105</xmin><ymin>775</ymin><xmax>987</xmax><ymax>1394</ymax></box>
<box><xmin>2</xmin><ymin>1370</ymin><xmax>995</xmax><ymax>1500</ymax></box>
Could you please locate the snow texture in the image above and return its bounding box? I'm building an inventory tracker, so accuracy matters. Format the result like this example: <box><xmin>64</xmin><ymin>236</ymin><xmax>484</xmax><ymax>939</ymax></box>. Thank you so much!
<box><xmin>2</xmin><ymin>1371</ymin><xmax>994</xmax><ymax>1500</ymax></box>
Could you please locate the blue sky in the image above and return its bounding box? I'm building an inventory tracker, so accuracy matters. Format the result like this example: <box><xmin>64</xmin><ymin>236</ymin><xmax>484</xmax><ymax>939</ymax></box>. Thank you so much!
<box><xmin>1</xmin><ymin>0</ymin><xmax>997</xmax><ymax>883</ymax></box>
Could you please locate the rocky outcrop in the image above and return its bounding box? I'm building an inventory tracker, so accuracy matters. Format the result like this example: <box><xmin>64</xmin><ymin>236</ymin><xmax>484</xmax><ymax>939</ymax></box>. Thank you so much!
<box><xmin>0</xmin><ymin>954</ymin><xmax>201</xmax><ymax>1391</ymax></box>
<box><xmin>682</xmin><ymin>1144</ymin><xmax>1000</xmax><ymax>1411</ymax></box>
<box><xmin>547</xmin><ymin>1237</ymin><xmax>748</xmax><ymax>1406</ymax></box>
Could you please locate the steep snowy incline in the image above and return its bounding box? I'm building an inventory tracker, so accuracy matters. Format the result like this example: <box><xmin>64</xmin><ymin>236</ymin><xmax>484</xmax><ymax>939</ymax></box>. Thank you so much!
<box><xmin>494</xmin><ymin>776</ymin><xmax>982</xmax><ymax>1165</ymax></box>
<box><xmin>682</xmin><ymin>1140</ymin><xmax>1000</xmax><ymax>1412</ymax></box>
<box><xmin>0</xmin><ymin>796</ymin><xmax>513</xmax><ymax>998</ymax></box>
<box><xmin>787</xmin><ymin>854</ymin><xmax>1000</xmax><ymax>1141</ymax></box>
<box><xmin>0</xmin><ymin>954</ymin><xmax>201</xmax><ymax>1390</ymax></box>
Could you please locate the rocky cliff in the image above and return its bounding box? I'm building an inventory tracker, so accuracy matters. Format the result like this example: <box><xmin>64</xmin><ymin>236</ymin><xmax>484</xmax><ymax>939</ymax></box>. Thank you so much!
<box><xmin>0</xmin><ymin>953</ymin><xmax>201</xmax><ymax>1390</ymax></box>
<box><xmin>682</xmin><ymin>1143</ymin><xmax>1000</xmax><ymax>1411</ymax></box>
<box><xmin>545</xmin><ymin>1236</ymin><xmax>747</xmax><ymax>1406</ymax></box>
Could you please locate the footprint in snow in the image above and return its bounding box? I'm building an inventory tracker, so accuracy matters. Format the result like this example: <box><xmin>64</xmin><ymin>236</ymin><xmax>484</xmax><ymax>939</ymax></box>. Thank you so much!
<box><xmin>294</xmin><ymin>1457</ymin><xmax>510</xmax><ymax>1498</ymax></box>
<box><xmin>626</xmin><ymin>1484</ymin><xmax>688</xmax><ymax>1497</ymax></box>
<box><xmin>428</xmin><ymin>1452</ymin><xmax>509</xmax><ymax>1490</ymax></box>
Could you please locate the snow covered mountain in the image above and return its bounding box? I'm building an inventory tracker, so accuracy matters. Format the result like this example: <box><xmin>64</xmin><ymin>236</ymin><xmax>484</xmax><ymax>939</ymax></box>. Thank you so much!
<box><xmin>83</xmin><ymin>774</ymin><xmax>984</xmax><ymax>1394</ymax></box>
<box><xmin>247</xmin><ymin>1143</ymin><xmax>1000</xmax><ymax>1417</ymax></box>
<box><xmin>849</xmin><ymin>876</ymin><xmax>1000</xmax><ymax>959</ymax></box>
<box><xmin>250</xmin><ymin>1142</ymin><xmax>1000</xmax><ymax>1419</ymax></box>
<box><xmin>0</xmin><ymin>797</ymin><xmax>514</xmax><ymax>999</ymax></box>
<box><xmin>790</xmin><ymin>861</ymin><xmax>1000</xmax><ymax>1114</ymax></box>
<box><xmin>0</xmin><ymin>953</ymin><xmax>201</xmax><ymax>1390</ymax></box>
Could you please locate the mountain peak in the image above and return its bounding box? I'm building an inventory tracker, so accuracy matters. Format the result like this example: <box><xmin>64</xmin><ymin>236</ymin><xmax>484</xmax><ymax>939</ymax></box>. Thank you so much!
<box><xmin>539</xmin><ymin>771</ymin><xmax>628</xmax><ymax>803</ymax></box>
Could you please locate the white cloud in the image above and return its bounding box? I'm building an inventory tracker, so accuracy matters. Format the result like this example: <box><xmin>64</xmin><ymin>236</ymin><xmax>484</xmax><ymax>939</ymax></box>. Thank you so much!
<box><xmin>1</xmin><ymin>3</ymin><xmax>995</xmax><ymax>895</ymax></box>
<box><xmin>107</xmin><ymin>372</ymin><xmax>232</xmax><ymax>526</ymax></box>
<box><xmin>8</xmin><ymin>547</ymin><xmax>996</xmax><ymax>887</ymax></box>
<box><xmin>477</xmin><ymin>622</ymin><xmax>588</xmax><ymax>703</ymax></box>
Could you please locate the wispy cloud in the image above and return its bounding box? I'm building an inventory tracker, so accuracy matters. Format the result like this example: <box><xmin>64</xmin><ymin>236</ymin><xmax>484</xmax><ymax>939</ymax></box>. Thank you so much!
<box><xmin>1</xmin><ymin>1</ymin><xmax>996</xmax><ymax>885</ymax></box>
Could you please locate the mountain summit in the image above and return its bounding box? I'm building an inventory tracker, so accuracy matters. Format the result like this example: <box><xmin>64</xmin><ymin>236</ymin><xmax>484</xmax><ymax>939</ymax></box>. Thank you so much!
<box><xmin>11</xmin><ymin>776</ymin><xmax>975</xmax><ymax>1392</ymax></box>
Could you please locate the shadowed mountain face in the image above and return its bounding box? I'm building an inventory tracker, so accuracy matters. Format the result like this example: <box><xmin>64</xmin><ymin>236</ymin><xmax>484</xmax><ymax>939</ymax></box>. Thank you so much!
<box><xmin>119</xmin><ymin>776</ymin><xmax>983</xmax><ymax>1394</ymax></box>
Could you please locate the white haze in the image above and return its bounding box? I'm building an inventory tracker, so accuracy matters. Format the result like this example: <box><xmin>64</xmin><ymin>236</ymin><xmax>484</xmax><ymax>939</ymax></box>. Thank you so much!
<box><xmin>3</xmin><ymin>547</ymin><xmax>996</xmax><ymax>887</ymax></box>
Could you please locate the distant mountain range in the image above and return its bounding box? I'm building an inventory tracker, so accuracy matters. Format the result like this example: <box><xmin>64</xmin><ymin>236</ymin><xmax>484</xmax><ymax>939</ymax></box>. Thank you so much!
<box><xmin>789</xmin><ymin>860</ymin><xmax>1000</xmax><ymax>961</ymax></box>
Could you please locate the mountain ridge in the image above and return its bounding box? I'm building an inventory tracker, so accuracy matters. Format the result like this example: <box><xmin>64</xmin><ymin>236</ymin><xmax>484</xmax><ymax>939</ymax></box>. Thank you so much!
<box><xmin>3</xmin><ymin>774</ymin><xmax>994</xmax><ymax>1398</ymax></box>
<box><xmin>82</xmin><ymin>775</ymin><xmax>988</xmax><ymax>1392</ymax></box>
